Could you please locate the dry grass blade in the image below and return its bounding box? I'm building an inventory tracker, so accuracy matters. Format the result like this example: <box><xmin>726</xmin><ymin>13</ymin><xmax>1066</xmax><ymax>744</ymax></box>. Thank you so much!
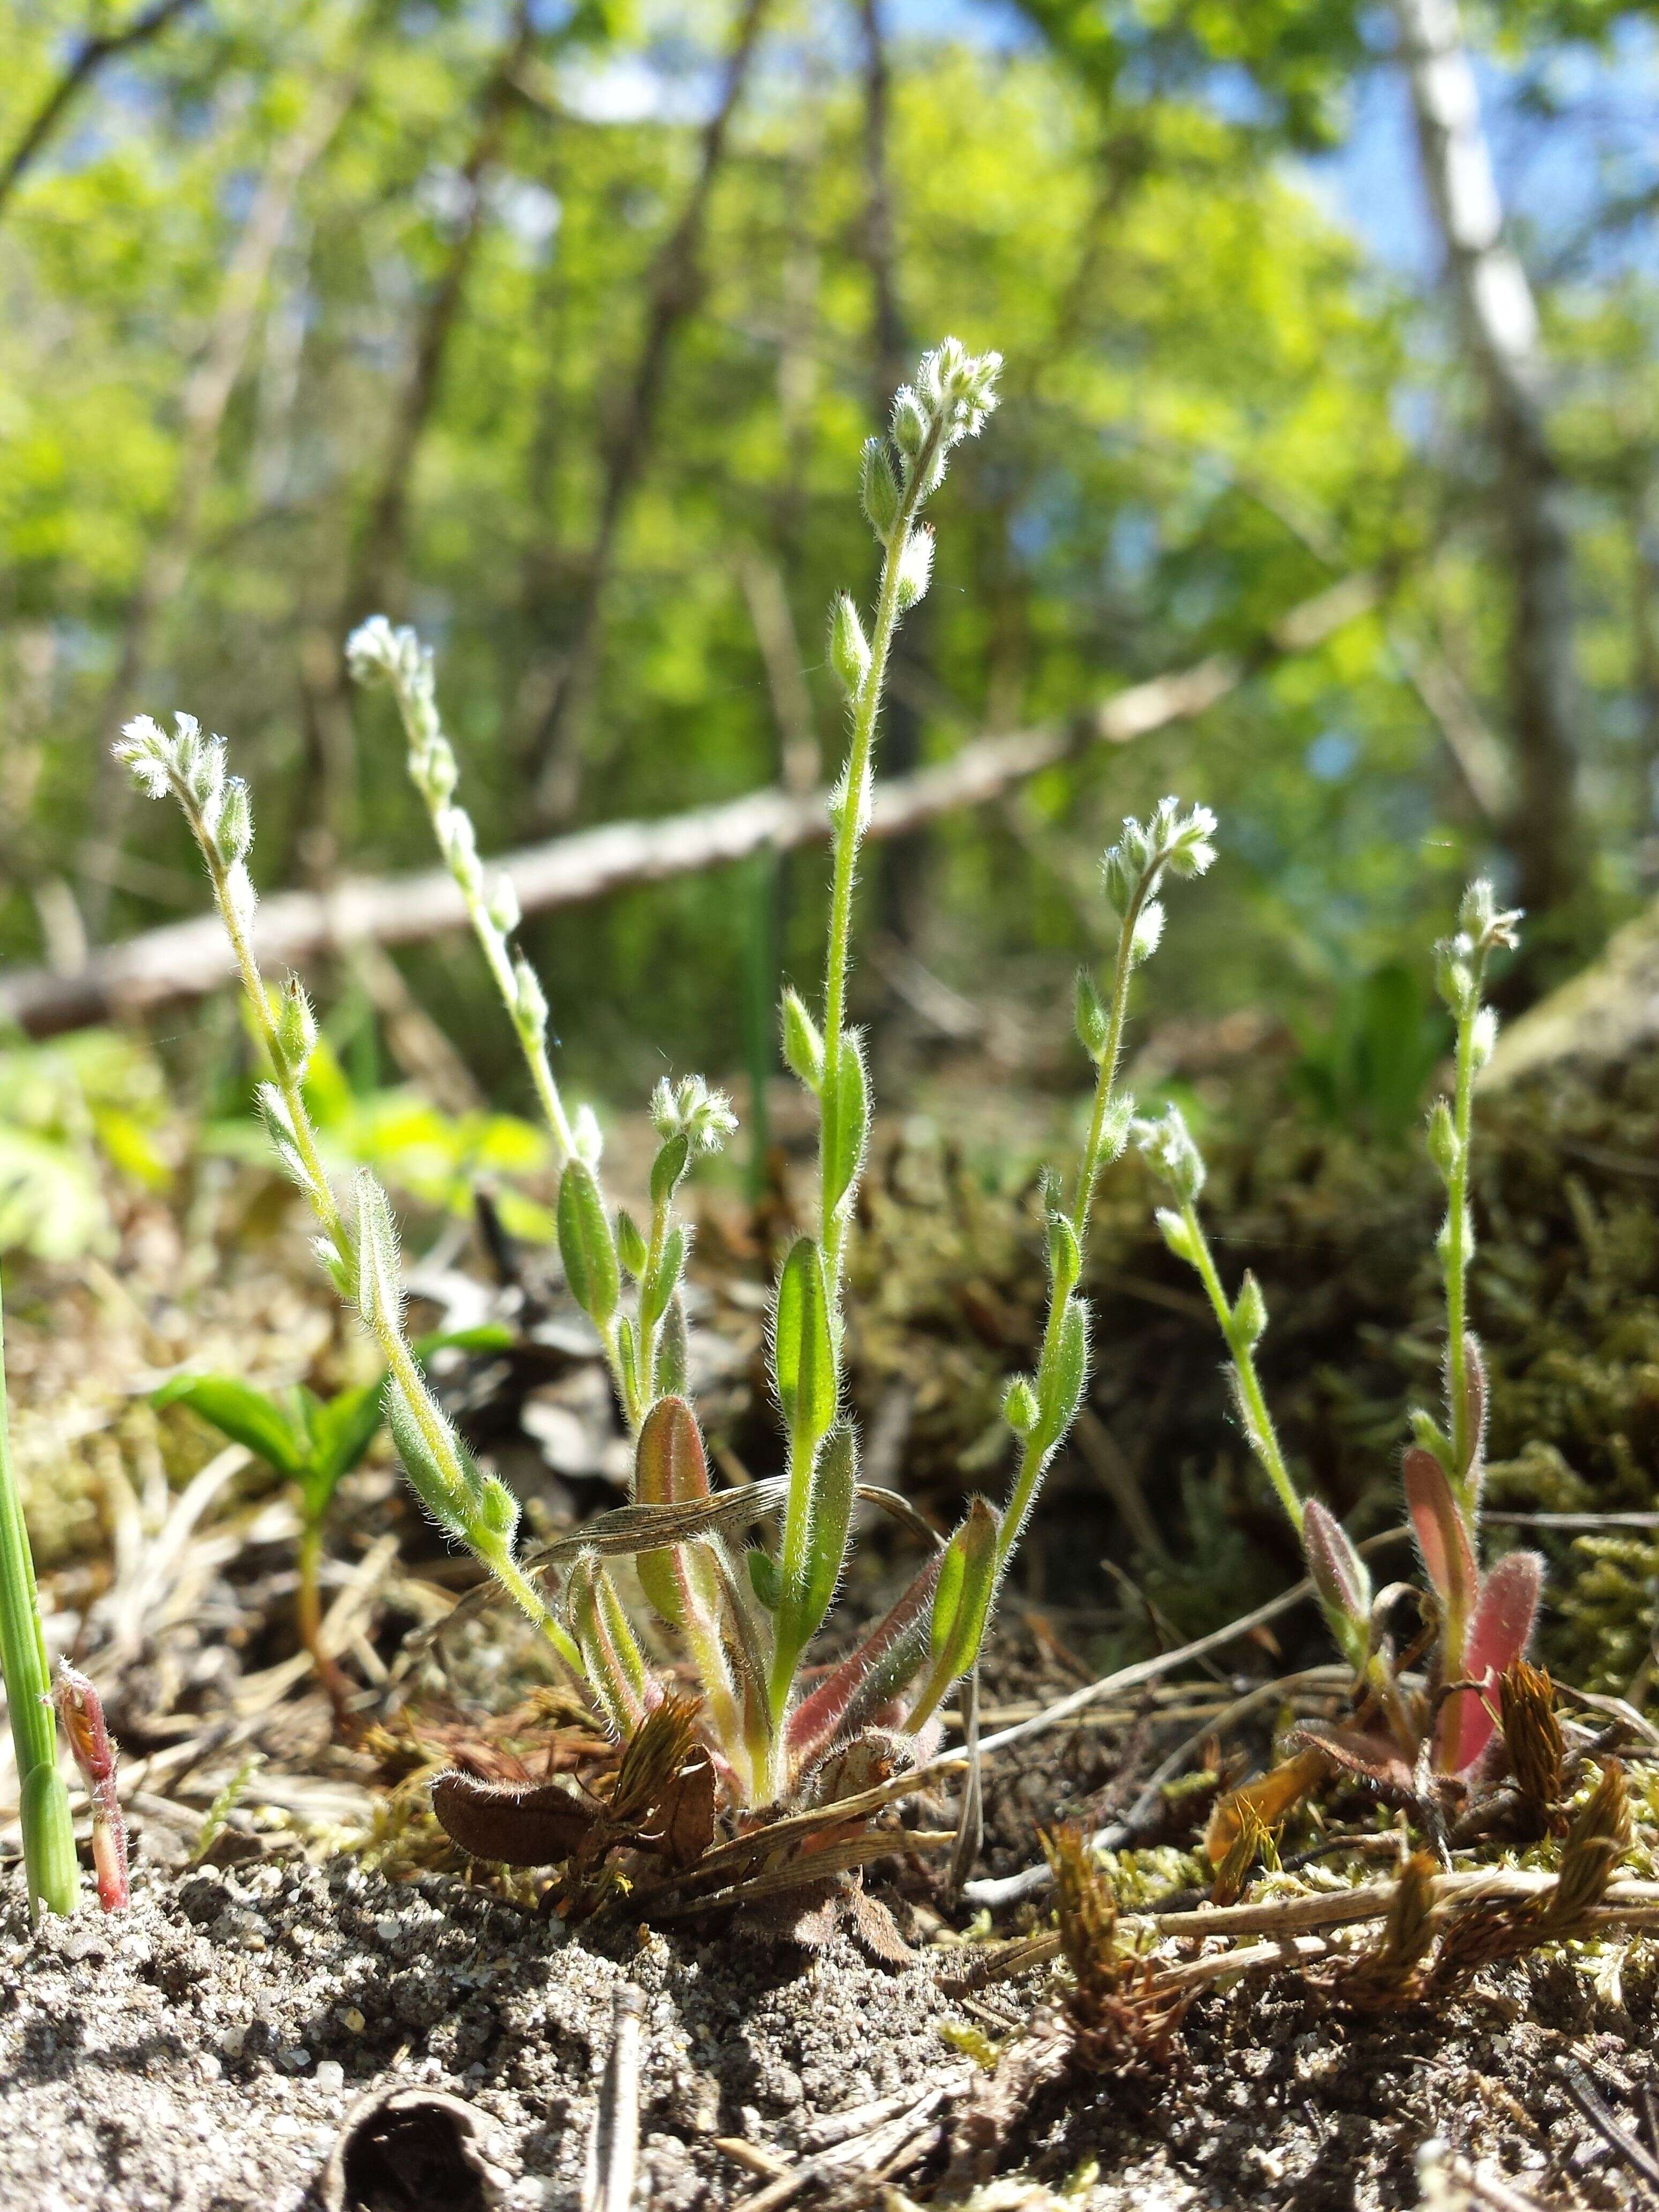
<box><xmin>582</xmin><ymin>1986</ymin><xmax>645</xmax><ymax>2212</ymax></box>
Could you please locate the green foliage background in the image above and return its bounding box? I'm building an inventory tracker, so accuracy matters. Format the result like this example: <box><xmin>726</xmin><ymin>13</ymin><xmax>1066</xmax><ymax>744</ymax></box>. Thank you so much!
<box><xmin>2</xmin><ymin>0</ymin><xmax>1657</xmax><ymax>1108</ymax></box>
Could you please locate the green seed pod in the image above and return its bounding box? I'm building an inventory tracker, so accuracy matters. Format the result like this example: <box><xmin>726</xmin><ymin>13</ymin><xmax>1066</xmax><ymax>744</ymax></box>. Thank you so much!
<box><xmin>1047</xmin><ymin>1212</ymin><xmax>1081</xmax><ymax>1301</ymax></box>
<box><xmin>860</xmin><ymin>436</ymin><xmax>901</xmax><ymax>542</ymax></box>
<box><xmin>1232</xmin><ymin>1270</ymin><xmax>1268</xmax><ymax>1348</ymax></box>
<box><xmin>1074</xmin><ymin>969</ymin><xmax>1109</xmax><ymax>1062</ymax></box>
<box><xmin>1034</xmin><ymin>1295</ymin><xmax>1088</xmax><ymax>1453</ymax></box>
<box><xmin>616</xmin><ymin>1208</ymin><xmax>648</xmax><ymax>1279</ymax></box>
<box><xmin>1002</xmin><ymin>1375</ymin><xmax>1038</xmax><ymax>1437</ymax></box>
<box><xmin>781</xmin><ymin>988</ymin><xmax>825</xmax><ymax>1093</ymax></box>
<box><xmin>653</xmin><ymin>1296</ymin><xmax>689</xmax><ymax>1401</ymax></box>
<box><xmin>828</xmin><ymin>592</ymin><xmax>871</xmax><ymax>697</ymax></box>
<box><xmin>1426</xmin><ymin>1098</ymin><xmax>1459</xmax><ymax>1180</ymax></box>
<box><xmin>354</xmin><ymin>1174</ymin><xmax>404</xmax><ymax>1339</ymax></box>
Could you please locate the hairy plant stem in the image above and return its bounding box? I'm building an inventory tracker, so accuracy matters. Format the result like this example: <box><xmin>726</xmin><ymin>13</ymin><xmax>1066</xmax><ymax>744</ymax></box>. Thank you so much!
<box><xmin>1444</xmin><ymin>992</ymin><xmax>1479</xmax><ymax>1510</ymax></box>
<box><xmin>169</xmin><ymin>771</ymin><xmax>587</xmax><ymax>1684</ymax></box>
<box><xmin>818</xmin><ymin>421</ymin><xmax>946</xmax><ymax>1307</ymax></box>
<box><xmin>0</xmin><ymin>1278</ymin><xmax>78</xmax><ymax>1920</ymax></box>
<box><xmin>385</xmin><ymin>672</ymin><xmax>578</xmax><ymax>1167</ymax></box>
<box><xmin>176</xmin><ymin>781</ymin><xmax>348</xmax><ymax>1268</ymax></box>
<box><xmin>998</xmin><ymin>863</ymin><xmax>1151</xmax><ymax>1570</ymax></box>
<box><xmin>1178</xmin><ymin>1198</ymin><xmax>1304</xmax><ymax>1537</ymax></box>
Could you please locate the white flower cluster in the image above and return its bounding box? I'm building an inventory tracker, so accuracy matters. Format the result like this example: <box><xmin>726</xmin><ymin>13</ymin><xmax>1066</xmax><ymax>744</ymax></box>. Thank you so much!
<box><xmin>1133</xmin><ymin>1102</ymin><xmax>1206</xmax><ymax>1207</ymax></box>
<box><xmin>117</xmin><ymin>712</ymin><xmax>256</xmax><ymax>933</ymax></box>
<box><xmin>650</xmin><ymin>1073</ymin><xmax>738</xmax><ymax>1157</ymax></box>
<box><xmin>858</xmin><ymin>337</ymin><xmax>1002</xmax><ymax>551</ymax></box>
<box><xmin>1434</xmin><ymin>878</ymin><xmax>1523</xmax><ymax>1024</ymax></box>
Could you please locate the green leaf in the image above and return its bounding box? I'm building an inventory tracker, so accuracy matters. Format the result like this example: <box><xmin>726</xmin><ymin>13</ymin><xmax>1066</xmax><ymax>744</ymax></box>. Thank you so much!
<box><xmin>1034</xmin><ymin>1295</ymin><xmax>1088</xmax><ymax>1453</ymax></box>
<box><xmin>798</xmin><ymin>1420</ymin><xmax>856</xmax><ymax>1647</ymax></box>
<box><xmin>653</xmin><ymin>1296</ymin><xmax>689</xmax><ymax>1399</ymax></box>
<box><xmin>640</xmin><ymin>1225</ymin><xmax>686</xmax><ymax>1333</ymax></box>
<box><xmin>929</xmin><ymin>1498</ymin><xmax>999</xmax><ymax>1676</ymax></box>
<box><xmin>304</xmin><ymin>1378</ymin><xmax>388</xmax><ymax>1490</ymax></box>
<box><xmin>820</xmin><ymin>1032</ymin><xmax>869</xmax><ymax>1222</ymax></box>
<box><xmin>746</xmin><ymin>1546</ymin><xmax>781</xmax><ymax>1610</ymax></box>
<box><xmin>649</xmin><ymin>1132</ymin><xmax>691</xmax><ymax>1213</ymax></box>
<box><xmin>557</xmin><ymin>1160</ymin><xmax>619</xmax><ymax>1327</ymax></box>
<box><xmin>151</xmin><ymin>1374</ymin><xmax>304</xmax><ymax>1478</ymax></box>
<box><xmin>409</xmin><ymin>1322</ymin><xmax>517</xmax><ymax>1361</ymax></box>
<box><xmin>773</xmin><ymin>1237</ymin><xmax>835</xmax><ymax>1450</ymax></box>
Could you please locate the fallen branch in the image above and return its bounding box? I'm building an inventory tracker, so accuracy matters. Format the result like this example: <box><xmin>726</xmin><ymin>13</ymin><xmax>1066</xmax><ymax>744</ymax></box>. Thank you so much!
<box><xmin>2</xmin><ymin>571</ymin><xmax>1378</xmax><ymax>1037</ymax></box>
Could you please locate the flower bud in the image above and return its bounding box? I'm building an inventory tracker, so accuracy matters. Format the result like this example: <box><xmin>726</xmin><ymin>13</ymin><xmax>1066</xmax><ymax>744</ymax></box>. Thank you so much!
<box><xmin>486</xmin><ymin>875</ymin><xmax>520</xmax><ymax>937</ymax></box>
<box><xmin>890</xmin><ymin>387</ymin><xmax>926</xmax><ymax>458</ymax></box>
<box><xmin>1156</xmin><ymin>1206</ymin><xmax>1199</xmax><ymax>1266</ymax></box>
<box><xmin>1426</xmin><ymin>1098</ymin><xmax>1459</xmax><ymax>1179</ymax></box>
<box><xmin>274</xmin><ymin>977</ymin><xmax>318</xmax><ymax>1079</ymax></box>
<box><xmin>1468</xmin><ymin>1006</ymin><xmax>1498</xmax><ymax>1070</ymax></box>
<box><xmin>513</xmin><ymin>955</ymin><xmax>548</xmax><ymax>1037</ymax></box>
<box><xmin>1128</xmin><ymin>899</ymin><xmax>1164</xmax><ymax>967</ymax></box>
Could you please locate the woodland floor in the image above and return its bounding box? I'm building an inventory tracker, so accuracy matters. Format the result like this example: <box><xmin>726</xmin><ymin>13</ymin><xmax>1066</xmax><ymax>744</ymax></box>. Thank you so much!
<box><xmin>3</xmin><ymin>1020</ymin><xmax>1659</xmax><ymax>2207</ymax></box>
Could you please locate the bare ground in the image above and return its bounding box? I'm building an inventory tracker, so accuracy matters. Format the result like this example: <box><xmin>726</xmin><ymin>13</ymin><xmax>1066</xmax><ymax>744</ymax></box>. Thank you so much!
<box><xmin>2</xmin><ymin>1854</ymin><xmax>1656</xmax><ymax>2211</ymax></box>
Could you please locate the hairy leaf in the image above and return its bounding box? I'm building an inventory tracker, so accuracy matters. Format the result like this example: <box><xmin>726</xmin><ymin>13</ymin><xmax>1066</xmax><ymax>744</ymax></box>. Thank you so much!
<box><xmin>556</xmin><ymin>1160</ymin><xmax>619</xmax><ymax>1327</ymax></box>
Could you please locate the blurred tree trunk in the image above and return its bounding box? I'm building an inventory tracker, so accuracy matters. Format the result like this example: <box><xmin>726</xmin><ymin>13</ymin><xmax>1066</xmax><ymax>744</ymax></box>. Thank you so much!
<box><xmin>858</xmin><ymin>0</ymin><xmax>929</xmax><ymax>954</ymax></box>
<box><xmin>297</xmin><ymin>0</ymin><xmax>536</xmax><ymax>875</ymax></box>
<box><xmin>78</xmin><ymin>65</ymin><xmax>361</xmax><ymax>938</ymax></box>
<box><xmin>1393</xmin><ymin>0</ymin><xmax>1581</xmax><ymax>928</ymax></box>
<box><xmin>524</xmin><ymin>0</ymin><xmax>772</xmax><ymax>823</ymax></box>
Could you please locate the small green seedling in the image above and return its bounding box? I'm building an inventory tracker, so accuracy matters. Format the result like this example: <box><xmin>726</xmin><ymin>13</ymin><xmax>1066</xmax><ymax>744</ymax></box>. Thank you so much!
<box><xmin>153</xmin><ymin>1325</ymin><xmax>510</xmax><ymax>1717</ymax></box>
<box><xmin>0</xmin><ymin>1274</ymin><xmax>79</xmax><ymax>1918</ymax></box>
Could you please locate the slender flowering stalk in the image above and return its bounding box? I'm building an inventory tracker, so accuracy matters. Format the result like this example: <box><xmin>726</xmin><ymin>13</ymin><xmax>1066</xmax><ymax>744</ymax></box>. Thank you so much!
<box><xmin>1136</xmin><ymin>1104</ymin><xmax>1302</xmax><ymax>1537</ymax></box>
<box><xmin>115</xmin><ymin>715</ymin><xmax>585</xmax><ymax>1682</ymax></box>
<box><xmin>993</xmin><ymin>801</ymin><xmax>1216</xmax><ymax>1574</ymax></box>
<box><xmin>347</xmin><ymin>618</ymin><xmax>735</xmax><ymax>1439</ymax></box>
<box><xmin>0</xmin><ymin>1276</ymin><xmax>78</xmax><ymax>1919</ymax></box>
<box><xmin>347</xmin><ymin>618</ymin><xmax>578</xmax><ymax>1165</ymax></box>
<box><xmin>1134</xmin><ymin>878</ymin><xmax>1538</xmax><ymax>1773</ymax></box>
<box><xmin>53</xmin><ymin>1664</ymin><xmax>128</xmax><ymax>1911</ymax></box>
<box><xmin>764</xmin><ymin>341</ymin><xmax>1002</xmax><ymax>1748</ymax></box>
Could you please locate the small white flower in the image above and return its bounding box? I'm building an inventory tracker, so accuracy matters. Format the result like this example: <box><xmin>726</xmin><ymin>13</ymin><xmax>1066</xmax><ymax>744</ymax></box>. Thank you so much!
<box><xmin>650</xmin><ymin>1073</ymin><xmax>737</xmax><ymax>1156</ymax></box>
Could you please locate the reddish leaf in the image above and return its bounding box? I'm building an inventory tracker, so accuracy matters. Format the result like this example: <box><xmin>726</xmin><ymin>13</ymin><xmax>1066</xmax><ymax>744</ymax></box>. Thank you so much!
<box><xmin>431</xmin><ymin>1770</ymin><xmax>596</xmax><ymax>1865</ymax></box>
<box><xmin>1301</xmin><ymin>1499</ymin><xmax>1370</xmax><ymax>1632</ymax></box>
<box><xmin>1402</xmin><ymin>1446</ymin><xmax>1476</xmax><ymax>1613</ymax></box>
<box><xmin>1443</xmin><ymin>1550</ymin><xmax>1544</xmax><ymax>1773</ymax></box>
<box><xmin>633</xmin><ymin>1395</ymin><xmax>712</xmax><ymax>1628</ymax></box>
<box><xmin>786</xmin><ymin>1551</ymin><xmax>943</xmax><ymax>1777</ymax></box>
